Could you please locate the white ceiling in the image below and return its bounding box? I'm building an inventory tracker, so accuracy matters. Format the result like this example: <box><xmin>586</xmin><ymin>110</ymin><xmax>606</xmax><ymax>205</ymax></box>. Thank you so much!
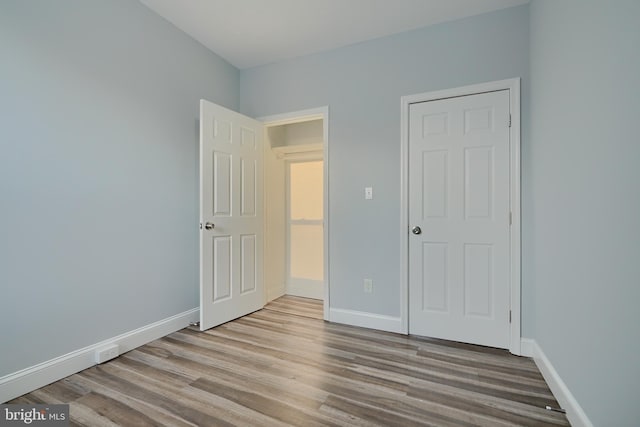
<box><xmin>140</xmin><ymin>0</ymin><xmax>529</xmax><ymax>69</ymax></box>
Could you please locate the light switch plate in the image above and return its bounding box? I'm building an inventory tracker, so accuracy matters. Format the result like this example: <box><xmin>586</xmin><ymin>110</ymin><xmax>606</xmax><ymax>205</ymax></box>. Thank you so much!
<box><xmin>365</xmin><ymin>187</ymin><xmax>373</xmax><ymax>200</ymax></box>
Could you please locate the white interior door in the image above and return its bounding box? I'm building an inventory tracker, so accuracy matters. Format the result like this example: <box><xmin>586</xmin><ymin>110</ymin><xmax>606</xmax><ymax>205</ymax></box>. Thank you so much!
<box><xmin>286</xmin><ymin>159</ymin><xmax>324</xmax><ymax>299</ymax></box>
<box><xmin>408</xmin><ymin>90</ymin><xmax>511</xmax><ymax>348</ymax></box>
<box><xmin>199</xmin><ymin>99</ymin><xmax>264</xmax><ymax>331</ymax></box>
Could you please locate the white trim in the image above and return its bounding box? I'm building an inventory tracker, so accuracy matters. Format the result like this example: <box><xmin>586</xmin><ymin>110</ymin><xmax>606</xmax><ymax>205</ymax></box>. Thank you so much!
<box><xmin>0</xmin><ymin>308</ymin><xmax>198</xmax><ymax>403</ymax></box>
<box><xmin>521</xmin><ymin>339</ymin><xmax>594</xmax><ymax>427</ymax></box>
<box><xmin>260</xmin><ymin>106</ymin><xmax>330</xmax><ymax>321</ymax></box>
<box><xmin>399</xmin><ymin>94</ymin><xmax>409</xmax><ymax>335</ymax></box>
<box><xmin>322</xmin><ymin>114</ymin><xmax>329</xmax><ymax>321</ymax></box>
<box><xmin>520</xmin><ymin>337</ymin><xmax>535</xmax><ymax>357</ymax></box>
<box><xmin>285</xmin><ymin>280</ymin><xmax>324</xmax><ymax>300</ymax></box>
<box><xmin>400</xmin><ymin>78</ymin><xmax>522</xmax><ymax>354</ymax></box>
<box><xmin>508</xmin><ymin>80</ymin><xmax>522</xmax><ymax>355</ymax></box>
<box><xmin>329</xmin><ymin>308</ymin><xmax>402</xmax><ymax>334</ymax></box>
<box><xmin>273</xmin><ymin>143</ymin><xmax>323</xmax><ymax>160</ymax></box>
<box><xmin>266</xmin><ymin>284</ymin><xmax>285</xmax><ymax>302</ymax></box>
<box><xmin>259</xmin><ymin>107</ymin><xmax>325</xmax><ymax>127</ymax></box>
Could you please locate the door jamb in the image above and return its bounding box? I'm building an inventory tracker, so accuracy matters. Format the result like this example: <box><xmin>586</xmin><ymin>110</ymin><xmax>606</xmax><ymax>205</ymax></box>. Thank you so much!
<box><xmin>399</xmin><ymin>79</ymin><xmax>521</xmax><ymax>355</ymax></box>
<box><xmin>258</xmin><ymin>107</ymin><xmax>330</xmax><ymax>321</ymax></box>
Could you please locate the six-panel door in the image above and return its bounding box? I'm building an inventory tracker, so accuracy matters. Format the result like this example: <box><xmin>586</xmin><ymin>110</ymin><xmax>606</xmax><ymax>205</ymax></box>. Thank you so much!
<box><xmin>408</xmin><ymin>90</ymin><xmax>511</xmax><ymax>348</ymax></box>
<box><xmin>200</xmin><ymin>99</ymin><xmax>264</xmax><ymax>331</ymax></box>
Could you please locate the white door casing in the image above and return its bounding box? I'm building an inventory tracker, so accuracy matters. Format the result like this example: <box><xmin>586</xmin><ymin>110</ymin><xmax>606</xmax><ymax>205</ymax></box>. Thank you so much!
<box><xmin>406</xmin><ymin>86</ymin><xmax>517</xmax><ymax>350</ymax></box>
<box><xmin>199</xmin><ymin>99</ymin><xmax>264</xmax><ymax>331</ymax></box>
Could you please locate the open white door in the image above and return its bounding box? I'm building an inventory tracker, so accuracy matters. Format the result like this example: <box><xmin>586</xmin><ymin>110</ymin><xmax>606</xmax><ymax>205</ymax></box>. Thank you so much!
<box><xmin>199</xmin><ymin>99</ymin><xmax>264</xmax><ymax>331</ymax></box>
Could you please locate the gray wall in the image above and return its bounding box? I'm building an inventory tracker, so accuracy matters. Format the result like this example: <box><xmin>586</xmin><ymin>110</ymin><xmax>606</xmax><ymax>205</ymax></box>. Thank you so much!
<box><xmin>0</xmin><ymin>0</ymin><xmax>238</xmax><ymax>376</ymax></box>
<box><xmin>529</xmin><ymin>1</ymin><xmax>640</xmax><ymax>425</ymax></box>
<box><xmin>240</xmin><ymin>6</ymin><xmax>530</xmax><ymax>319</ymax></box>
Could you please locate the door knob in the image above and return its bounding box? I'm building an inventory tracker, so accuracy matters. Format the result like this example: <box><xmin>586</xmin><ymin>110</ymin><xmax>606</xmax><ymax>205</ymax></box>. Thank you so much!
<box><xmin>204</xmin><ymin>222</ymin><xmax>215</xmax><ymax>230</ymax></box>
<box><xmin>411</xmin><ymin>226</ymin><xmax>422</xmax><ymax>235</ymax></box>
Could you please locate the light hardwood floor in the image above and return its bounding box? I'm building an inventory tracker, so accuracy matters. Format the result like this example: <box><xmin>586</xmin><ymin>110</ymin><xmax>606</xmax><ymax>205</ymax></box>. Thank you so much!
<box><xmin>11</xmin><ymin>296</ymin><xmax>569</xmax><ymax>426</ymax></box>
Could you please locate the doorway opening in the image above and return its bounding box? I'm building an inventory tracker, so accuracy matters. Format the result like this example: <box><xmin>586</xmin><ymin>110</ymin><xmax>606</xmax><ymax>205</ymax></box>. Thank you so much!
<box><xmin>261</xmin><ymin>108</ymin><xmax>329</xmax><ymax>319</ymax></box>
<box><xmin>286</xmin><ymin>159</ymin><xmax>324</xmax><ymax>299</ymax></box>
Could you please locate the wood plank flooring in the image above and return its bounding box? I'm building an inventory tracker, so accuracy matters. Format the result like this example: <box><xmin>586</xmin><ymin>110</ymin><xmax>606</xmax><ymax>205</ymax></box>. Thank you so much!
<box><xmin>264</xmin><ymin>295</ymin><xmax>324</xmax><ymax>319</ymax></box>
<box><xmin>11</xmin><ymin>296</ymin><xmax>569</xmax><ymax>426</ymax></box>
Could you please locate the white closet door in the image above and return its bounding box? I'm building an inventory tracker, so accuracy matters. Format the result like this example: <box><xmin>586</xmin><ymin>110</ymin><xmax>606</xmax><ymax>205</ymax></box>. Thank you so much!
<box><xmin>408</xmin><ymin>90</ymin><xmax>511</xmax><ymax>348</ymax></box>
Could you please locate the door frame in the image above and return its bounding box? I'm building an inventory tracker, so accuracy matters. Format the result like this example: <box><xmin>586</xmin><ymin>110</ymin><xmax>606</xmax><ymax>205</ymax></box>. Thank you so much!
<box><xmin>258</xmin><ymin>106</ymin><xmax>330</xmax><ymax>321</ymax></box>
<box><xmin>400</xmin><ymin>79</ymin><xmax>521</xmax><ymax>355</ymax></box>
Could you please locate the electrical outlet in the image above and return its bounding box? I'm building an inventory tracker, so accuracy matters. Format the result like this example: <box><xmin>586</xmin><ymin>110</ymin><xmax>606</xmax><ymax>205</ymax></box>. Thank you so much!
<box><xmin>364</xmin><ymin>278</ymin><xmax>373</xmax><ymax>293</ymax></box>
<box><xmin>95</xmin><ymin>344</ymin><xmax>119</xmax><ymax>364</ymax></box>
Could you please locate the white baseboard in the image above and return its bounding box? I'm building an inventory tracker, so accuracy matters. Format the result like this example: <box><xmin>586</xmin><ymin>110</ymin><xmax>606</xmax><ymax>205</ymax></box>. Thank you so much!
<box><xmin>521</xmin><ymin>338</ymin><xmax>593</xmax><ymax>427</ymax></box>
<box><xmin>520</xmin><ymin>337</ymin><xmax>535</xmax><ymax>357</ymax></box>
<box><xmin>266</xmin><ymin>284</ymin><xmax>285</xmax><ymax>302</ymax></box>
<box><xmin>0</xmin><ymin>308</ymin><xmax>199</xmax><ymax>403</ymax></box>
<box><xmin>285</xmin><ymin>282</ymin><xmax>323</xmax><ymax>300</ymax></box>
<box><xmin>329</xmin><ymin>308</ymin><xmax>402</xmax><ymax>334</ymax></box>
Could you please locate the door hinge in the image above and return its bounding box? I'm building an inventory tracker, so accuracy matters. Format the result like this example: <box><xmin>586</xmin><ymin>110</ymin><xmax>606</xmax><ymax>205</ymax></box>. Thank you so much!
<box><xmin>508</xmin><ymin>114</ymin><xmax>512</xmax><ymax>128</ymax></box>
<box><xmin>509</xmin><ymin>212</ymin><xmax>512</xmax><ymax>226</ymax></box>
<box><xmin>509</xmin><ymin>310</ymin><xmax>512</xmax><ymax>323</ymax></box>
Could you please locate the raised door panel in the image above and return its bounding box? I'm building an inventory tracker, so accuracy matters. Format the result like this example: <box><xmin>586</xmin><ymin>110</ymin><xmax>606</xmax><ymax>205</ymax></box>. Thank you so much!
<box><xmin>463</xmin><ymin>244</ymin><xmax>493</xmax><ymax>317</ymax></box>
<box><xmin>213</xmin><ymin>152</ymin><xmax>232</xmax><ymax>216</ymax></box>
<box><xmin>241</xmin><ymin>158</ymin><xmax>256</xmax><ymax>216</ymax></box>
<box><xmin>421</xmin><ymin>242</ymin><xmax>448</xmax><ymax>312</ymax></box>
<box><xmin>240</xmin><ymin>235</ymin><xmax>256</xmax><ymax>294</ymax></box>
<box><xmin>464</xmin><ymin>147</ymin><xmax>494</xmax><ymax>220</ymax></box>
<box><xmin>212</xmin><ymin>236</ymin><xmax>232</xmax><ymax>302</ymax></box>
<box><xmin>422</xmin><ymin>150</ymin><xmax>449</xmax><ymax>220</ymax></box>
